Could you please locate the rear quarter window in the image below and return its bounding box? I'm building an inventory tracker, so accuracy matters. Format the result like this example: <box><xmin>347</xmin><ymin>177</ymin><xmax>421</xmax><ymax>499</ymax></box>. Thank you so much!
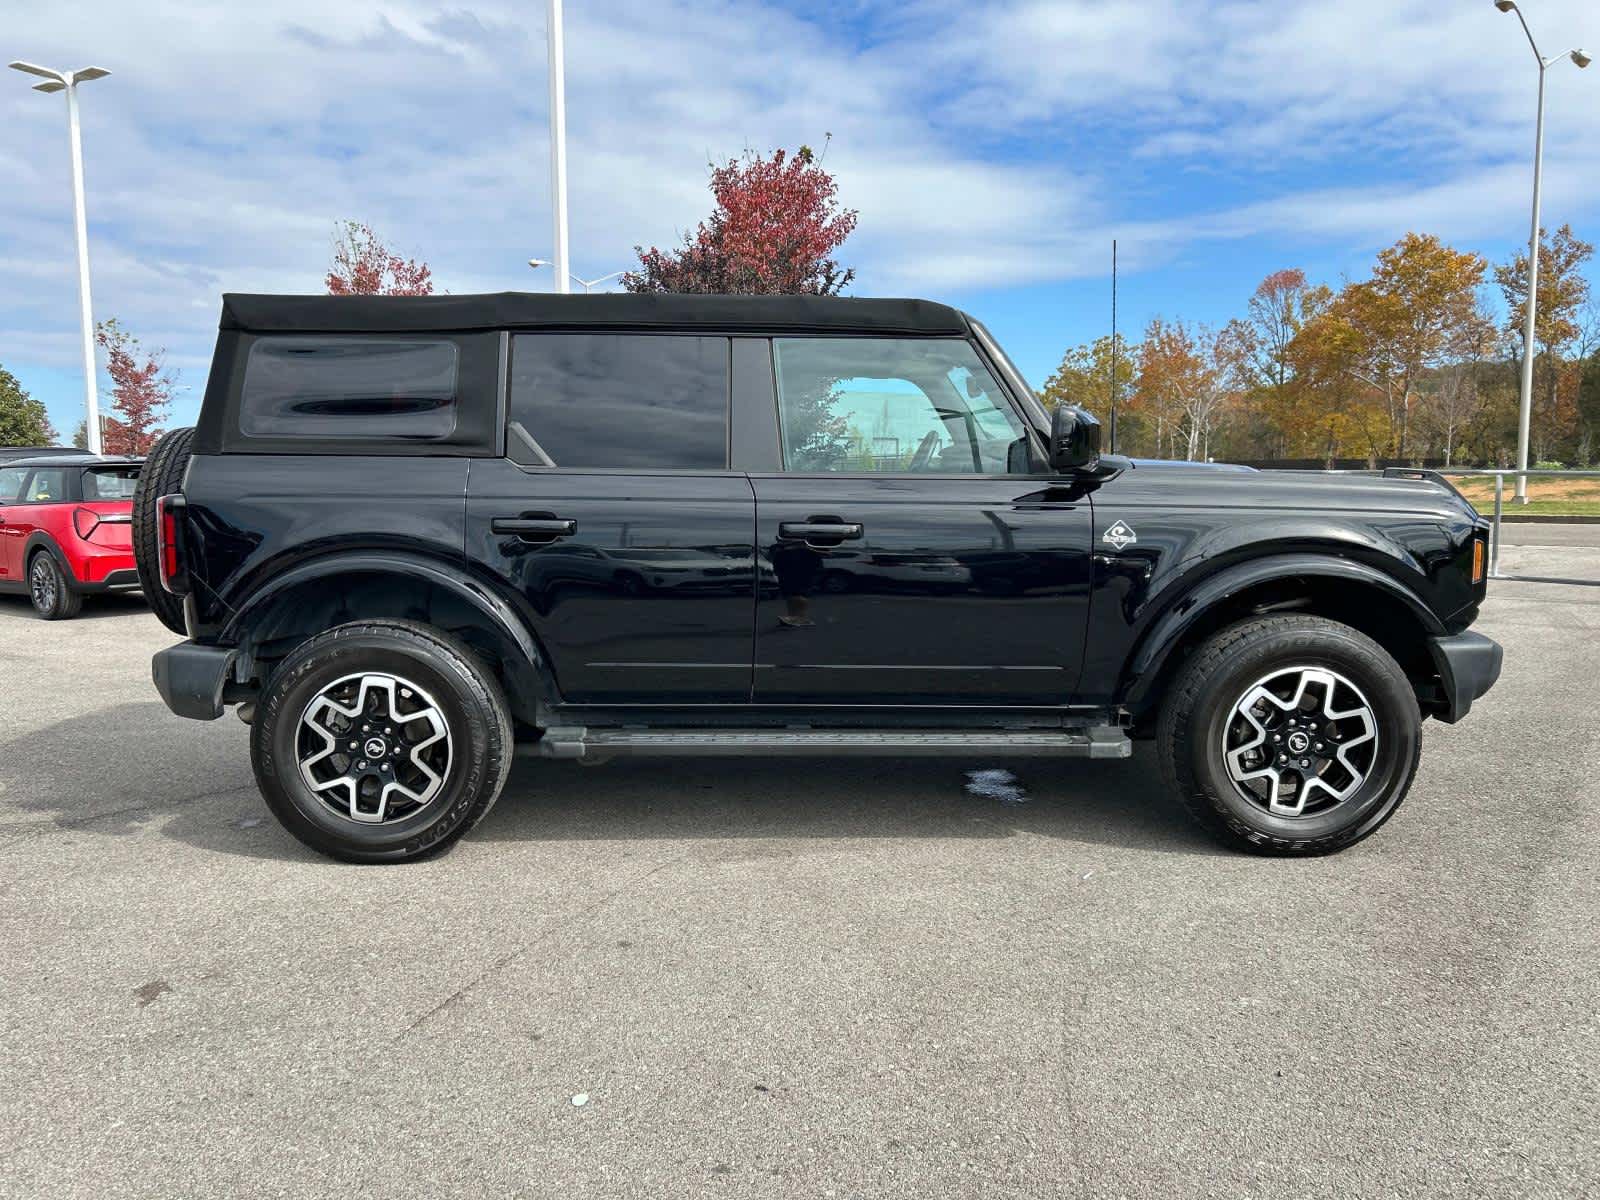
<box><xmin>240</xmin><ymin>338</ymin><xmax>459</xmax><ymax>440</ymax></box>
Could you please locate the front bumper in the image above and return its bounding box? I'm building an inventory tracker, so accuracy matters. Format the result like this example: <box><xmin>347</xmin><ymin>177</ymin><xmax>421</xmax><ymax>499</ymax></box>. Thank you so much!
<box><xmin>1427</xmin><ymin>631</ymin><xmax>1503</xmax><ymax>724</ymax></box>
<box><xmin>152</xmin><ymin>641</ymin><xmax>238</xmax><ymax>721</ymax></box>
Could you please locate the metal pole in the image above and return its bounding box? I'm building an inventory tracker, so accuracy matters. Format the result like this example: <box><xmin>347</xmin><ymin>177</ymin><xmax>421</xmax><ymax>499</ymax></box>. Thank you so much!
<box><xmin>1514</xmin><ymin>61</ymin><xmax>1546</xmax><ymax>505</ymax></box>
<box><xmin>64</xmin><ymin>80</ymin><xmax>102</xmax><ymax>454</ymax></box>
<box><xmin>1490</xmin><ymin>473</ymin><xmax>1504</xmax><ymax>578</ymax></box>
<box><xmin>546</xmin><ymin>0</ymin><xmax>570</xmax><ymax>295</ymax></box>
<box><xmin>1109</xmin><ymin>239</ymin><xmax>1118</xmax><ymax>454</ymax></box>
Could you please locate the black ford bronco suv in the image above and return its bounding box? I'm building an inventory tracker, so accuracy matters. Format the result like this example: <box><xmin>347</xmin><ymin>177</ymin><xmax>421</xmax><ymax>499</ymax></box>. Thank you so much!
<box><xmin>140</xmin><ymin>292</ymin><xmax>1501</xmax><ymax>863</ymax></box>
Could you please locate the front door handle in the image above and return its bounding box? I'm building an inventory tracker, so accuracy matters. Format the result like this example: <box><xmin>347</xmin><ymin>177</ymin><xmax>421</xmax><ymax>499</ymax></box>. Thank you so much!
<box><xmin>778</xmin><ymin>521</ymin><xmax>863</xmax><ymax>542</ymax></box>
<box><xmin>492</xmin><ymin>516</ymin><xmax>577</xmax><ymax>542</ymax></box>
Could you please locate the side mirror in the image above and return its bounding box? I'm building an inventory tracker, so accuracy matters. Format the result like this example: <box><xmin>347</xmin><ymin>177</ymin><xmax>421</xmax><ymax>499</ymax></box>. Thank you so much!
<box><xmin>1049</xmin><ymin>404</ymin><xmax>1102</xmax><ymax>473</ymax></box>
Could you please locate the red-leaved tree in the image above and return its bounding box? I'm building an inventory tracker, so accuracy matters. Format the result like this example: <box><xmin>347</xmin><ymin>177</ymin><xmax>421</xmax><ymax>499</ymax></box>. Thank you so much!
<box><xmin>624</xmin><ymin>142</ymin><xmax>858</xmax><ymax>295</ymax></box>
<box><xmin>325</xmin><ymin>221</ymin><xmax>434</xmax><ymax>296</ymax></box>
<box><xmin>94</xmin><ymin>319</ymin><xmax>173</xmax><ymax>455</ymax></box>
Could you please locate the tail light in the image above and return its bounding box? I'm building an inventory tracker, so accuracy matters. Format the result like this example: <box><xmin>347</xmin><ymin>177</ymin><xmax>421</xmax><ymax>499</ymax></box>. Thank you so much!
<box><xmin>157</xmin><ymin>494</ymin><xmax>188</xmax><ymax>594</ymax></box>
<box><xmin>73</xmin><ymin>507</ymin><xmax>101</xmax><ymax>539</ymax></box>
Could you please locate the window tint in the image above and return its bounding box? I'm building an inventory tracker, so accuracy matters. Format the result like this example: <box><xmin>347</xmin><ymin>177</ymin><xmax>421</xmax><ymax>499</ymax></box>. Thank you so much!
<box><xmin>83</xmin><ymin>466</ymin><xmax>141</xmax><ymax>500</ymax></box>
<box><xmin>23</xmin><ymin>468</ymin><xmax>68</xmax><ymax>502</ymax></box>
<box><xmin>241</xmin><ymin>338</ymin><xmax>459</xmax><ymax>440</ymax></box>
<box><xmin>0</xmin><ymin>467</ymin><xmax>25</xmax><ymax>502</ymax></box>
<box><xmin>773</xmin><ymin>338</ymin><xmax>1027</xmax><ymax>474</ymax></box>
<box><xmin>509</xmin><ymin>334</ymin><xmax>728</xmax><ymax>470</ymax></box>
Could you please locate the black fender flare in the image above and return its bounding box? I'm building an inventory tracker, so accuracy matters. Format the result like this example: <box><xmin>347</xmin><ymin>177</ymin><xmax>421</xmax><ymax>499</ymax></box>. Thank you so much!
<box><xmin>22</xmin><ymin>531</ymin><xmax>76</xmax><ymax>586</ymax></box>
<box><xmin>1120</xmin><ymin>552</ymin><xmax>1445</xmax><ymax>711</ymax></box>
<box><xmin>220</xmin><ymin>550</ymin><xmax>558</xmax><ymax>716</ymax></box>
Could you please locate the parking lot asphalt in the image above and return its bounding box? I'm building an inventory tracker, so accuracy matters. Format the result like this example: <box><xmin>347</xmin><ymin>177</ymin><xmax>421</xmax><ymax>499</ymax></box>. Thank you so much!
<box><xmin>2</xmin><ymin>527</ymin><xmax>1597</xmax><ymax>1199</ymax></box>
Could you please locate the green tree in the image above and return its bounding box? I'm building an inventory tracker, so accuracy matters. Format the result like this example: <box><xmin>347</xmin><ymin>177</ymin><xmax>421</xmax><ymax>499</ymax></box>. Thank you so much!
<box><xmin>0</xmin><ymin>364</ymin><xmax>56</xmax><ymax>446</ymax></box>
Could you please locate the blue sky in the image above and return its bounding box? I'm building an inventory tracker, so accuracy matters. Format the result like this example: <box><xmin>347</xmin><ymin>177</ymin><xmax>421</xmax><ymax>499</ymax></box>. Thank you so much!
<box><xmin>3</xmin><ymin>0</ymin><xmax>1598</xmax><ymax>438</ymax></box>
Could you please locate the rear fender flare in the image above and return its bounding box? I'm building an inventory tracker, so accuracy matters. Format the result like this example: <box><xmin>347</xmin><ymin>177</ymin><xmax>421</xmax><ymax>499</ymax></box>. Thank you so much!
<box><xmin>1120</xmin><ymin>552</ymin><xmax>1445</xmax><ymax>710</ymax></box>
<box><xmin>23</xmin><ymin>531</ymin><xmax>76</xmax><ymax>586</ymax></box>
<box><xmin>221</xmin><ymin>551</ymin><xmax>558</xmax><ymax>717</ymax></box>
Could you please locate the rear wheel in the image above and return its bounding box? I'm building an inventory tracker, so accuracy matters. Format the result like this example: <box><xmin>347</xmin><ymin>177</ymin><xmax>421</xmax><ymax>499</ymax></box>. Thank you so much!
<box><xmin>1158</xmin><ymin>615</ymin><xmax>1421</xmax><ymax>855</ymax></box>
<box><xmin>131</xmin><ymin>425</ymin><xmax>194</xmax><ymax>634</ymax></box>
<box><xmin>29</xmin><ymin>552</ymin><xmax>82</xmax><ymax>620</ymax></box>
<box><xmin>251</xmin><ymin>620</ymin><xmax>513</xmax><ymax>863</ymax></box>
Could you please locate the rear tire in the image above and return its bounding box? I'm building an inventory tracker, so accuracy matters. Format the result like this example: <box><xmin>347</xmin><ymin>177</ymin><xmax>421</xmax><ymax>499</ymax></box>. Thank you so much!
<box><xmin>131</xmin><ymin>426</ymin><xmax>194</xmax><ymax>635</ymax></box>
<box><xmin>1158</xmin><ymin>615</ymin><xmax>1421</xmax><ymax>855</ymax></box>
<box><xmin>29</xmin><ymin>552</ymin><xmax>82</xmax><ymax>620</ymax></box>
<box><xmin>251</xmin><ymin>620</ymin><xmax>513</xmax><ymax>863</ymax></box>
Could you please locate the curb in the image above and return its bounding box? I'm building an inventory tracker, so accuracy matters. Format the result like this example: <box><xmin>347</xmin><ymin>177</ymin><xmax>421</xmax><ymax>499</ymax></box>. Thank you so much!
<box><xmin>1497</xmin><ymin>515</ymin><xmax>1600</xmax><ymax>524</ymax></box>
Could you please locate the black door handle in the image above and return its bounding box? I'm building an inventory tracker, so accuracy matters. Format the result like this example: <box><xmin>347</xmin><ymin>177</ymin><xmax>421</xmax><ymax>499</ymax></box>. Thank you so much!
<box><xmin>492</xmin><ymin>516</ymin><xmax>577</xmax><ymax>542</ymax></box>
<box><xmin>779</xmin><ymin>521</ymin><xmax>863</xmax><ymax>542</ymax></box>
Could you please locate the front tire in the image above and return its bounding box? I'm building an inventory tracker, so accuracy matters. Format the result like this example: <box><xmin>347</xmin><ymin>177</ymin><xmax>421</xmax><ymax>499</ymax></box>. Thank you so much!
<box><xmin>251</xmin><ymin>620</ymin><xmax>513</xmax><ymax>863</ymax></box>
<box><xmin>1158</xmin><ymin>615</ymin><xmax>1421</xmax><ymax>855</ymax></box>
<box><xmin>29</xmin><ymin>552</ymin><xmax>82</xmax><ymax>620</ymax></box>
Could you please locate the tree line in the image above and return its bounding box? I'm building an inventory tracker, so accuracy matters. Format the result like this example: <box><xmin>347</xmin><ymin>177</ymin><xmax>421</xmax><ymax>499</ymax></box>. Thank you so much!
<box><xmin>1044</xmin><ymin>228</ymin><xmax>1599</xmax><ymax>467</ymax></box>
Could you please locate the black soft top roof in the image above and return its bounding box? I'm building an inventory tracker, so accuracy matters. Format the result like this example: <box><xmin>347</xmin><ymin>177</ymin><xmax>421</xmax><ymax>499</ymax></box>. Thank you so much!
<box><xmin>219</xmin><ymin>292</ymin><xmax>971</xmax><ymax>336</ymax></box>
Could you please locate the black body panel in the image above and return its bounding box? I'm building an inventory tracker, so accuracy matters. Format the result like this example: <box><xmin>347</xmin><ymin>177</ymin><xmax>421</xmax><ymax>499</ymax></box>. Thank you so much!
<box><xmin>750</xmin><ymin>475</ymin><xmax>1092</xmax><ymax>704</ymax></box>
<box><xmin>465</xmin><ymin>460</ymin><xmax>757</xmax><ymax>704</ymax></box>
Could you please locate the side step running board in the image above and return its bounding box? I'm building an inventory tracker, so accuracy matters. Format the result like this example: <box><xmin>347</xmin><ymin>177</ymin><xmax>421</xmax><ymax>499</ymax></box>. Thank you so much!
<box><xmin>529</xmin><ymin>725</ymin><xmax>1131</xmax><ymax>761</ymax></box>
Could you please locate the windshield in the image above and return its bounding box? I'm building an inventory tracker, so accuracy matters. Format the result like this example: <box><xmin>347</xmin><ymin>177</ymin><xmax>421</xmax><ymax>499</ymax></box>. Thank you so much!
<box><xmin>969</xmin><ymin>319</ymin><xmax>1050</xmax><ymax>429</ymax></box>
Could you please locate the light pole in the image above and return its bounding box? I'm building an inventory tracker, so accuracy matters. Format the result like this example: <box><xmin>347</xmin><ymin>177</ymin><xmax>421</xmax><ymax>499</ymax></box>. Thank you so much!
<box><xmin>9</xmin><ymin>61</ymin><xmax>110</xmax><ymax>455</ymax></box>
<box><xmin>528</xmin><ymin>260</ymin><xmax>626</xmax><ymax>293</ymax></box>
<box><xmin>1494</xmin><ymin>1</ymin><xmax>1590</xmax><ymax>503</ymax></box>
<box><xmin>546</xmin><ymin>0</ymin><xmax>571</xmax><ymax>295</ymax></box>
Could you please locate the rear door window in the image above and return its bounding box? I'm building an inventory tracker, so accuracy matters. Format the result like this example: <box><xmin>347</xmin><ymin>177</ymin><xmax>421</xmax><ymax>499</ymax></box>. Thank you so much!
<box><xmin>23</xmin><ymin>468</ymin><xmax>68</xmax><ymax>502</ymax></box>
<box><xmin>240</xmin><ymin>337</ymin><xmax>459</xmax><ymax>440</ymax></box>
<box><xmin>507</xmin><ymin>334</ymin><xmax>729</xmax><ymax>470</ymax></box>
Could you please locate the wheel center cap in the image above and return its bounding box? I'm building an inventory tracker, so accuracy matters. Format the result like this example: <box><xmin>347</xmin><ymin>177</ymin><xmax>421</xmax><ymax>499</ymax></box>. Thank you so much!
<box><xmin>363</xmin><ymin>736</ymin><xmax>389</xmax><ymax>760</ymax></box>
<box><xmin>1286</xmin><ymin>731</ymin><xmax>1311</xmax><ymax>754</ymax></box>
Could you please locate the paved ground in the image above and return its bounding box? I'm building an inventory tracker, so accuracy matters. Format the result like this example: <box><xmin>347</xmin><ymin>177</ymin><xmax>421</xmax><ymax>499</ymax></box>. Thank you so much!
<box><xmin>2</xmin><ymin>527</ymin><xmax>1597</xmax><ymax>1199</ymax></box>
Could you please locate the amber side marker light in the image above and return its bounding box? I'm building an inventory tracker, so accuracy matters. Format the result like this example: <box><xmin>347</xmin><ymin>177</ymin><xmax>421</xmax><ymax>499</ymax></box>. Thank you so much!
<box><xmin>1472</xmin><ymin>536</ymin><xmax>1487</xmax><ymax>584</ymax></box>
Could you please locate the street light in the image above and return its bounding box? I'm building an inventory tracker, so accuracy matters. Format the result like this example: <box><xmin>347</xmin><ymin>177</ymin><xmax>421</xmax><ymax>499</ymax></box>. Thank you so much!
<box><xmin>9</xmin><ymin>60</ymin><xmax>110</xmax><ymax>455</ymax></box>
<box><xmin>1493</xmin><ymin>1</ymin><xmax>1590</xmax><ymax>503</ymax></box>
<box><xmin>546</xmin><ymin>0</ymin><xmax>571</xmax><ymax>295</ymax></box>
<box><xmin>527</xmin><ymin>260</ymin><xmax>626</xmax><ymax>293</ymax></box>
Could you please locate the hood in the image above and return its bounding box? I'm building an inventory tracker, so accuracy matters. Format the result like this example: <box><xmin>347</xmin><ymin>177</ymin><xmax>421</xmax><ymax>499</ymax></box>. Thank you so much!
<box><xmin>1113</xmin><ymin>458</ymin><xmax>1479</xmax><ymax>520</ymax></box>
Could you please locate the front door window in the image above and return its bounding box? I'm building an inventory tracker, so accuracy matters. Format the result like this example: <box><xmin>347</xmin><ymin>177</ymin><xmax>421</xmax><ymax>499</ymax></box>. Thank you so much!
<box><xmin>773</xmin><ymin>338</ymin><xmax>1029</xmax><ymax>476</ymax></box>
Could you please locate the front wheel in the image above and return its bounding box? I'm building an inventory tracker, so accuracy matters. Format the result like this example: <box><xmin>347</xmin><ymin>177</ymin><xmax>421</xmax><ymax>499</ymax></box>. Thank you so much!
<box><xmin>1158</xmin><ymin>615</ymin><xmax>1421</xmax><ymax>855</ymax></box>
<box><xmin>251</xmin><ymin>620</ymin><xmax>513</xmax><ymax>863</ymax></box>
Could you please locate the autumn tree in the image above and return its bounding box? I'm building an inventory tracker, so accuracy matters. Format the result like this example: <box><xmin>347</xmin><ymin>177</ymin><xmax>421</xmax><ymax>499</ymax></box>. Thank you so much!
<box><xmin>325</xmin><ymin>221</ymin><xmax>434</xmax><ymax>296</ymax></box>
<box><xmin>1284</xmin><ymin>293</ymin><xmax>1388</xmax><ymax>466</ymax></box>
<box><xmin>1131</xmin><ymin>318</ymin><xmax>1239</xmax><ymax>461</ymax></box>
<box><xmin>1341</xmin><ymin>234</ymin><xmax>1490</xmax><ymax>459</ymax></box>
<box><xmin>1495</xmin><ymin>224</ymin><xmax>1594</xmax><ymax>462</ymax></box>
<box><xmin>1041</xmin><ymin>333</ymin><xmax>1137</xmax><ymax>446</ymax></box>
<box><xmin>624</xmin><ymin>142</ymin><xmax>858</xmax><ymax>295</ymax></box>
<box><xmin>94</xmin><ymin>320</ymin><xmax>175</xmax><ymax>455</ymax></box>
<box><xmin>0</xmin><ymin>364</ymin><xmax>55</xmax><ymax>446</ymax></box>
<box><xmin>1231</xmin><ymin>269</ymin><xmax>1322</xmax><ymax>457</ymax></box>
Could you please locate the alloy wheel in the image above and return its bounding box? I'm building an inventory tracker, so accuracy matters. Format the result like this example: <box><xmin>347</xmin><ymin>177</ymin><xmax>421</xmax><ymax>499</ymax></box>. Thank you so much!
<box><xmin>295</xmin><ymin>672</ymin><xmax>452</xmax><ymax>824</ymax></box>
<box><xmin>1222</xmin><ymin>665</ymin><xmax>1378</xmax><ymax>818</ymax></box>
<box><xmin>30</xmin><ymin>557</ymin><xmax>57</xmax><ymax>613</ymax></box>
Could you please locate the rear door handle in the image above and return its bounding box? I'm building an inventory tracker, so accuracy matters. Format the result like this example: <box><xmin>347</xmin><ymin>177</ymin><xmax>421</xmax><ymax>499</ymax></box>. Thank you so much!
<box><xmin>779</xmin><ymin>521</ymin><xmax>863</xmax><ymax>542</ymax></box>
<box><xmin>492</xmin><ymin>516</ymin><xmax>577</xmax><ymax>542</ymax></box>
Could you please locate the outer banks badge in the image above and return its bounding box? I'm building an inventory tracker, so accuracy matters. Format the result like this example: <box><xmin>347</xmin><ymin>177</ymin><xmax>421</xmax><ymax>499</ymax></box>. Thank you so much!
<box><xmin>1102</xmin><ymin>520</ymin><xmax>1137</xmax><ymax>551</ymax></box>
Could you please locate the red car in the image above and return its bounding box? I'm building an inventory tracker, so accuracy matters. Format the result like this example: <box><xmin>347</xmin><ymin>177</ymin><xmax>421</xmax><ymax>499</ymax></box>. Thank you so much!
<box><xmin>0</xmin><ymin>454</ymin><xmax>144</xmax><ymax>619</ymax></box>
